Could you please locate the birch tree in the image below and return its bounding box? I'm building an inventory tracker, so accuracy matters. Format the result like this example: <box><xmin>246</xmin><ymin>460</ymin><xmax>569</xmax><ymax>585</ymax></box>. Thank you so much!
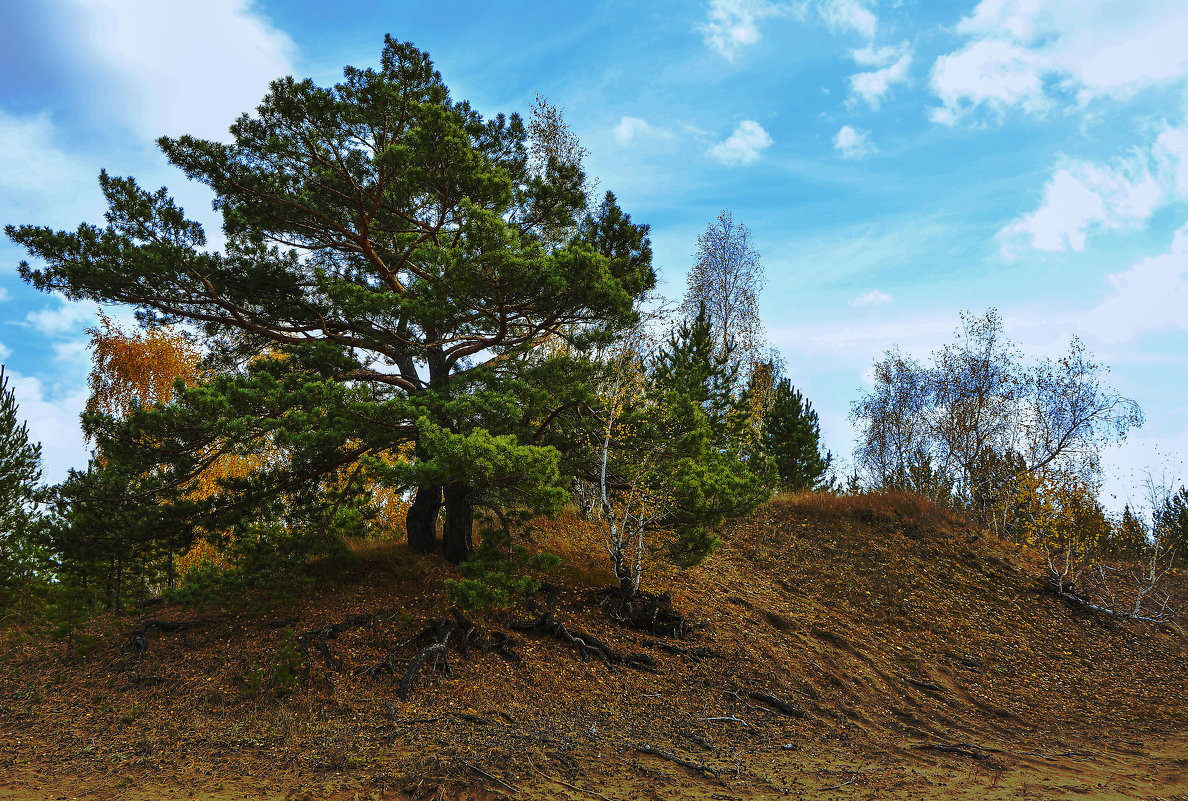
<box><xmin>582</xmin><ymin>305</ymin><xmax>768</xmax><ymax>600</ymax></box>
<box><xmin>851</xmin><ymin>309</ymin><xmax>1141</xmax><ymax>530</ymax></box>
<box><xmin>681</xmin><ymin>210</ymin><xmax>767</xmax><ymax>376</ymax></box>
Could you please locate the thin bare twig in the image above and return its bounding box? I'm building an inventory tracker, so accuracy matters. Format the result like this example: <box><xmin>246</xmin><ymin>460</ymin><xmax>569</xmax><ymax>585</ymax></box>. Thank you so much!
<box><xmin>461</xmin><ymin>761</ymin><xmax>520</xmax><ymax>794</ymax></box>
<box><xmin>820</xmin><ymin>773</ymin><xmax>860</xmax><ymax>791</ymax></box>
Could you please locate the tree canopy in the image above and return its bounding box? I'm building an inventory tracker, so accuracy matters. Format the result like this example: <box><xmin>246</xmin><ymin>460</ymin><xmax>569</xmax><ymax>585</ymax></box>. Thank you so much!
<box><xmin>680</xmin><ymin>210</ymin><xmax>766</xmax><ymax>376</ymax></box>
<box><xmin>0</xmin><ymin>366</ymin><xmax>46</xmax><ymax>619</ymax></box>
<box><xmin>763</xmin><ymin>379</ymin><xmax>832</xmax><ymax>492</ymax></box>
<box><xmin>8</xmin><ymin>37</ymin><xmax>655</xmax><ymax>565</ymax></box>
<box><xmin>850</xmin><ymin>309</ymin><xmax>1142</xmax><ymax>534</ymax></box>
<box><xmin>581</xmin><ymin>303</ymin><xmax>769</xmax><ymax>597</ymax></box>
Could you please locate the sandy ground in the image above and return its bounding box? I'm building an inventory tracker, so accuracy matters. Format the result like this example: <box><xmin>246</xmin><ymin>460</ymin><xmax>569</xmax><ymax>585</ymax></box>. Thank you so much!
<box><xmin>3</xmin><ymin>497</ymin><xmax>1185</xmax><ymax>801</ymax></box>
<box><xmin>1</xmin><ymin>733</ymin><xmax>1185</xmax><ymax>800</ymax></box>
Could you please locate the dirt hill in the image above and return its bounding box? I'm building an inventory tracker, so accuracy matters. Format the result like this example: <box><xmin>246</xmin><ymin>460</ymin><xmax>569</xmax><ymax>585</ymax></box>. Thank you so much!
<box><xmin>2</xmin><ymin>492</ymin><xmax>1186</xmax><ymax>800</ymax></box>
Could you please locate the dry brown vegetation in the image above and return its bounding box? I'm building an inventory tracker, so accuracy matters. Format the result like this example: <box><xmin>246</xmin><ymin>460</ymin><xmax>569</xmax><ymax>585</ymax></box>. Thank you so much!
<box><xmin>2</xmin><ymin>491</ymin><xmax>1186</xmax><ymax>800</ymax></box>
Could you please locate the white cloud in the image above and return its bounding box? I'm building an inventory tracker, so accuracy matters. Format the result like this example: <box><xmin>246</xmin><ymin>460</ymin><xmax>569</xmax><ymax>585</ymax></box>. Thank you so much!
<box><xmin>708</xmin><ymin>120</ymin><xmax>773</xmax><ymax>165</ymax></box>
<box><xmin>769</xmin><ymin>316</ymin><xmax>954</xmax><ymax>361</ymax></box>
<box><xmin>833</xmin><ymin>125</ymin><xmax>876</xmax><ymax>159</ymax></box>
<box><xmin>26</xmin><ymin>300</ymin><xmax>100</xmax><ymax>340</ymax></box>
<box><xmin>700</xmin><ymin>0</ymin><xmax>788</xmax><ymax>61</ymax></box>
<box><xmin>1001</xmin><ymin>161</ymin><xmax>1162</xmax><ymax>253</ymax></box>
<box><xmin>930</xmin><ymin>39</ymin><xmax>1049</xmax><ymax>125</ymax></box>
<box><xmin>66</xmin><ymin>0</ymin><xmax>297</xmax><ymax>141</ymax></box>
<box><xmin>818</xmin><ymin>0</ymin><xmax>877</xmax><ymax>39</ymax></box>
<box><xmin>614</xmin><ymin>116</ymin><xmax>673</xmax><ymax>145</ymax></box>
<box><xmin>1000</xmin><ymin>122</ymin><xmax>1188</xmax><ymax>254</ymax></box>
<box><xmin>849</xmin><ymin>42</ymin><xmax>912</xmax><ymax>108</ymax></box>
<box><xmin>0</xmin><ymin>289</ymin><xmax>10</xmax><ymax>303</ymax></box>
<box><xmin>1080</xmin><ymin>225</ymin><xmax>1188</xmax><ymax>343</ymax></box>
<box><xmin>5</xmin><ymin>372</ymin><xmax>90</xmax><ymax>486</ymax></box>
<box><xmin>850</xmin><ymin>43</ymin><xmax>900</xmax><ymax>68</ymax></box>
<box><xmin>930</xmin><ymin>0</ymin><xmax>1188</xmax><ymax>124</ymax></box>
<box><xmin>0</xmin><ymin>112</ymin><xmax>81</xmax><ymax>196</ymax></box>
<box><xmin>1156</xmin><ymin>126</ymin><xmax>1188</xmax><ymax>196</ymax></box>
<box><xmin>701</xmin><ymin>0</ymin><xmax>879</xmax><ymax>61</ymax></box>
<box><xmin>850</xmin><ymin>289</ymin><xmax>892</xmax><ymax>307</ymax></box>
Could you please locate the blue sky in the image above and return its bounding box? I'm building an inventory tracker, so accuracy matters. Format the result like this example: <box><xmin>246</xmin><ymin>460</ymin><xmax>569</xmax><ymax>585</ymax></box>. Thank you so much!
<box><xmin>1</xmin><ymin>0</ymin><xmax>1186</xmax><ymax>512</ymax></box>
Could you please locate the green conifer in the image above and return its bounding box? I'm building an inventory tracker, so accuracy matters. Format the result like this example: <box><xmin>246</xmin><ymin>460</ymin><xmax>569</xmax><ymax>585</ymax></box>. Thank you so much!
<box><xmin>762</xmin><ymin>378</ymin><xmax>832</xmax><ymax>492</ymax></box>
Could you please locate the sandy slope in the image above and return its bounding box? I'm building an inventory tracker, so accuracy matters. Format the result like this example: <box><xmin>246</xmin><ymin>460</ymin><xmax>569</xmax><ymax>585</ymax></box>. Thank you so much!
<box><xmin>2</xmin><ymin>493</ymin><xmax>1185</xmax><ymax>799</ymax></box>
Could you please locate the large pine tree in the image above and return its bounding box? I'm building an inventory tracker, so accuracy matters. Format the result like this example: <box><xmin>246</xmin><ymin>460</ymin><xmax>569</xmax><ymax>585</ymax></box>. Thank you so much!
<box><xmin>8</xmin><ymin>38</ymin><xmax>654</xmax><ymax>564</ymax></box>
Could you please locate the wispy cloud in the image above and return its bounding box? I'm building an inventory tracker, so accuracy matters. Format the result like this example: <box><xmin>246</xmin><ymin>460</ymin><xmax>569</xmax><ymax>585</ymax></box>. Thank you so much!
<box><xmin>25</xmin><ymin>299</ymin><xmax>99</xmax><ymax>339</ymax></box>
<box><xmin>833</xmin><ymin>125</ymin><xmax>876</xmax><ymax>159</ymax></box>
<box><xmin>1000</xmin><ymin>122</ymin><xmax>1188</xmax><ymax>254</ymax></box>
<box><xmin>0</xmin><ymin>110</ymin><xmax>98</xmax><ymax>224</ymax></box>
<box><xmin>849</xmin><ymin>43</ymin><xmax>912</xmax><ymax>108</ymax></box>
<box><xmin>708</xmin><ymin>120</ymin><xmax>773</xmax><ymax>165</ymax></box>
<box><xmin>930</xmin><ymin>0</ymin><xmax>1188</xmax><ymax>125</ymax></box>
<box><xmin>701</xmin><ymin>0</ymin><xmax>879</xmax><ymax>62</ymax></box>
<box><xmin>5</xmin><ymin>371</ymin><xmax>90</xmax><ymax>485</ymax></box>
<box><xmin>700</xmin><ymin>0</ymin><xmax>789</xmax><ymax>61</ymax></box>
<box><xmin>1080</xmin><ymin>224</ymin><xmax>1188</xmax><ymax>343</ymax></box>
<box><xmin>614</xmin><ymin>116</ymin><xmax>673</xmax><ymax>145</ymax></box>
<box><xmin>850</xmin><ymin>289</ymin><xmax>892</xmax><ymax>307</ymax></box>
<box><xmin>818</xmin><ymin>0</ymin><xmax>877</xmax><ymax>40</ymax></box>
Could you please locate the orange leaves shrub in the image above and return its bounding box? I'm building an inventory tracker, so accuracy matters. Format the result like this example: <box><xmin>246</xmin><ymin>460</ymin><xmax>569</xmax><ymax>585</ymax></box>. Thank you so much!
<box><xmin>86</xmin><ymin>312</ymin><xmax>203</xmax><ymax>418</ymax></box>
<box><xmin>175</xmin><ymin>539</ymin><xmax>229</xmax><ymax>578</ymax></box>
<box><xmin>359</xmin><ymin>481</ymin><xmax>409</xmax><ymax>541</ymax></box>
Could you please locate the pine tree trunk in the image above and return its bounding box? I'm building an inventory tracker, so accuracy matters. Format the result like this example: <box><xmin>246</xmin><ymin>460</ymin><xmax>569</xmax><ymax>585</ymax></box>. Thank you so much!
<box><xmin>442</xmin><ymin>482</ymin><xmax>474</xmax><ymax>564</ymax></box>
<box><xmin>406</xmin><ymin>484</ymin><xmax>442</xmax><ymax>553</ymax></box>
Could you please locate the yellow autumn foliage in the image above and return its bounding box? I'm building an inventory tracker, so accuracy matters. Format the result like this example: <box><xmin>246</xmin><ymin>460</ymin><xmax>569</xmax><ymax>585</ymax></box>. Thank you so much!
<box><xmin>86</xmin><ymin>312</ymin><xmax>203</xmax><ymax>418</ymax></box>
<box><xmin>1011</xmin><ymin>468</ymin><xmax>1110</xmax><ymax>557</ymax></box>
<box><xmin>88</xmin><ymin>316</ymin><xmax>414</xmax><ymax>580</ymax></box>
<box><xmin>87</xmin><ymin>315</ymin><xmax>252</xmax><ymax>581</ymax></box>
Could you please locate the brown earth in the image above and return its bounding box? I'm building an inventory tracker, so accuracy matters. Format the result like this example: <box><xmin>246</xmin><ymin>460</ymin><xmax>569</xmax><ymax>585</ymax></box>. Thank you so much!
<box><xmin>1</xmin><ymin>492</ymin><xmax>1186</xmax><ymax>800</ymax></box>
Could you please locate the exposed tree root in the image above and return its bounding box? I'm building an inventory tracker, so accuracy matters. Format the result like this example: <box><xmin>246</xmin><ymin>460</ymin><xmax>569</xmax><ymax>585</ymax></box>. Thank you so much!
<box><xmin>600</xmin><ymin>586</ymin><xmax>699</xmax><ymax>637</ymax></box>
<box><xmin>635</xmin><ymin>744</ymin><xmax>719</xmax><ymax>778</ymax></box>
<box><xmin>367</xmin><ymin>583</ymin><xmax>675</xmax><ymax>701</ymax></box>
<box><xmin>301</xmin><ymin>614</ymin><xmax>375</xmax><ymax>672</ymax></box>
<box><xmin>912</xmin><ymin>741</ymin><xmax>1005</xmax><ymax>760</ymax></box>
<box><xmin>745</xmin><ymin>690</ymin><xmax>808</xmax><ymax>718</ymax></box>
<box><xmin>477</xmin><ymin>631</ymin><xmax>521</xmax><ymax>662</ymax></box>
<box><xmin>124</xmin><ymin>619</ymin><xmax>201</xmax><ymax>659</ymax></box>
<box><xmin>509</xmin><ymin>583</ymin><xmax>657</xmax><ymax>670</ymax></box>
<box><xmin>461</xmin><ymin>760</ymin><xmax>520</xmax><ymax>793</ymax></box>
<box><xmin>903</xmin><ymin>677</ymin><xmax>945</xmax><ymax>692</ymax></box>
<box><xmin>643</xmin><ymin>639</ymin><xmax>720</xmax><ymax>661</ymax></box>
<box><xmin>1042</xmin><ymin>574</ymin><xmax>1179</xmax><ymax>628</ymax></box>
<box><xmin>724</xmin><ymin>689</ymin><xmax>809</xmax><ymax>719</ymax></box>
<box><xmin>364</xmin><ymin>621</ymin><xmax>448</xmax><ymax>680</ymax></box>
<box><xmin>364</xmin><ymin>613</ymin><xmax>524</xmax><ymax>700</ymax></box>
<box><xmin>400</xmin><ymin>621</ymin><xmax>452</xmax><ymax>700</ymax></box>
